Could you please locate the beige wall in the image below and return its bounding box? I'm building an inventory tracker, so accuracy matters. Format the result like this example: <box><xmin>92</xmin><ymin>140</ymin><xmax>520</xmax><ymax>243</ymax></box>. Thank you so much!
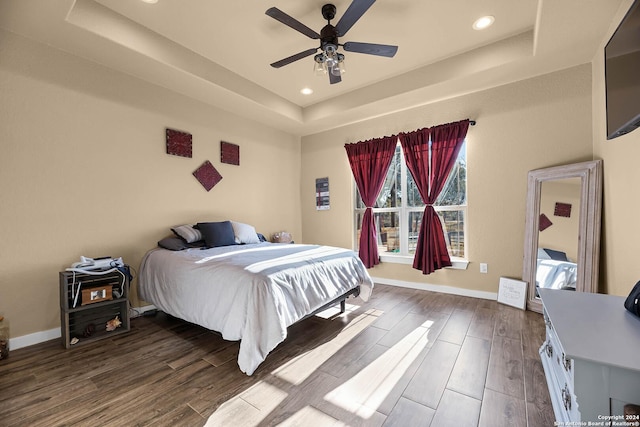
<box><xmin>301</xmin><ymin>65</ymin><xmax>594</xmax><ymax>294</ymax></box>
<box><xmin>0</xmin><ymin>31</ymin><xmax>301</xmax><ymax>338</ymax></box>
<box><xmin>592</xmin><ymin>0</ymin><xmax>640</xmax><ymax>296</ymax></box>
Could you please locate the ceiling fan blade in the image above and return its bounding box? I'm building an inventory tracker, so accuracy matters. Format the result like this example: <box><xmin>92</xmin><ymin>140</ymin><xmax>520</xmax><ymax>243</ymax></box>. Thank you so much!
<box><xmin>335</xmin><ymin>0</ymin><xmax>376</xmax><ymax>37</ymax></box>
<box><xmin>329</xmin><ymin>71</ymin><xmax>342</xmax><ymax>84</ymax></box>
<box><xmin>343</xmin><ymin>41</ymin><xmax>398</xmax><ymax>57</ymax></box>
<box><xmin>270</xmin><ymin>48</ymin><xmax>319</xmax><ymax>68</ymax></box>
<box><xmin>266</xmin><ymin>7</ymin><xmax>320</xmax><ymax>39</ymax></box>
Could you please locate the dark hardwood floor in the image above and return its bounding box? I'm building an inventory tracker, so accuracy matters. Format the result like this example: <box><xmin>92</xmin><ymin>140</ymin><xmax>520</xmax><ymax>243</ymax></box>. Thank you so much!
<box><xmin>0</xmin><ymin>284</ymin><xmax>555</xmax><ymax>426</ymax></box>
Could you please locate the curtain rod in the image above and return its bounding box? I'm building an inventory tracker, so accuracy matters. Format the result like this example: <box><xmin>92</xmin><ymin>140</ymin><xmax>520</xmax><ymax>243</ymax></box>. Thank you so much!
<box><xmin>469</xmin><ymin>120</ymin><xmax>476</xmax><ymax>126</ymax></box>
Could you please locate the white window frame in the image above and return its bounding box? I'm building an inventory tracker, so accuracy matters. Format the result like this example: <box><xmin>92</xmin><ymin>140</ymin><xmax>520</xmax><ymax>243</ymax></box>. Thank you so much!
<box><xmin>353</xmin><ymin>141</ymin><xmax>469</xmax><ymax>270</ymax></box>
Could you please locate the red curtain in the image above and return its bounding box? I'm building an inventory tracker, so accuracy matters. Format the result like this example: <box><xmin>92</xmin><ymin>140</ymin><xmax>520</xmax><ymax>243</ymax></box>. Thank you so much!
<box><xmin>399</xmin><ymin>119</ymin><xmax>469</xmax><ymax>274</ymax></box>
<box><xmin>345</xmin><ymin>136</ymin><xmax>398</xmax><ymax>268</ymax></box>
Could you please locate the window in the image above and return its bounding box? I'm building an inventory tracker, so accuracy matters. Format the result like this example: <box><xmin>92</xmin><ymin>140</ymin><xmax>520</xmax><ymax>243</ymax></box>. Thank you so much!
<box><xmin>354</xmin><ymin>140</ymin><xmax>467</xmax><ymax>262</ymax></box>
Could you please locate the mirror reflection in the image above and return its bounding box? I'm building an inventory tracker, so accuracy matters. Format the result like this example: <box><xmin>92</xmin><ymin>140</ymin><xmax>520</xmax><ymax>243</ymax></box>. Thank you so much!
<box><xmin>535</xmin><ymin>178</ymin><xmax>581</xmax><ymax>297</ymax></box>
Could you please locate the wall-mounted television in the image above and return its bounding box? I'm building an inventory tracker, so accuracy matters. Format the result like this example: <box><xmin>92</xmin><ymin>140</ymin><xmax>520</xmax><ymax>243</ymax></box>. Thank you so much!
<box><xmin>605</xmin><ymin>0</ymin><xmax>640</xmax><ymax>140</ymax></box>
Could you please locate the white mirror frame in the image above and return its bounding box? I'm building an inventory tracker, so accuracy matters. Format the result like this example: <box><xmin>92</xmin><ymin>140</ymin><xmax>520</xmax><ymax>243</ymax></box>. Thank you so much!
<box><xmin>522</xmin><ymin>160</ymin><xmax>603</xmax><ymax>313</ymax></box>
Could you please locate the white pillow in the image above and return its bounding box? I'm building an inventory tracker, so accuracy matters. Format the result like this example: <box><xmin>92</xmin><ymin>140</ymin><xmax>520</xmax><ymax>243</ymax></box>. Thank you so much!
<box><xmin>231</xmin><ymin>221</ymin><xmax>260</xmax><ymax>244</ymax></box>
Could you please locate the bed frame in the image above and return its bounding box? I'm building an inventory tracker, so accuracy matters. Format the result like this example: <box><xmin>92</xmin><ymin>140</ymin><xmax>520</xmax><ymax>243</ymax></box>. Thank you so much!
<box><xmin>156</xmin><ymin>285</ymin><xmax>361</xmax><ymax>331</ymax></box>
<box><xmin>298</xmin><ymin>285</ymin><xmax>361</xmax><ymax>323</ymax></box>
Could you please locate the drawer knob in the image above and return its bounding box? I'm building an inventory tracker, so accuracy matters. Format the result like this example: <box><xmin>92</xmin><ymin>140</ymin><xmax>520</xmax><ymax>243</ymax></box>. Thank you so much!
<box><xmin>563</xmin><ymin>353</ymin><xmax>572</xmax><ymax>373</ymax></box>
<box><xmin>562</xmin><ymin>384</ymin><xmax>572</xmax><ymax>411</ymax></box>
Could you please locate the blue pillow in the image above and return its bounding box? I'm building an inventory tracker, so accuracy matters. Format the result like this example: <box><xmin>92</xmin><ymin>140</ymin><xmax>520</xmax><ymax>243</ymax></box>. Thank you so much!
<box><xmin>543</xmin><ymin>248</ymin><xmax>569</xmax><ymax>262</ymax></box>
<box><xmin>196</xmin><ymin>221</ymin><xmax>237</xmax><ymax>248</ymax></box>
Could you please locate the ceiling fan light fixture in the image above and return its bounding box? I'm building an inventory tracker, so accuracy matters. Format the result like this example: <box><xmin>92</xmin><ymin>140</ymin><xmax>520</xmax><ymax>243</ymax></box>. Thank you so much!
<box><xmin>321</xmin><ymin>44</ymin><xmax>345</xmax><ymax>76</ymax></box>
<box><xmin>337</xmin><ymin>53</ymin><xmax>346</xmax><ymax>74</ymax></box>
<box><xmin>324</xmin><ymin>44</ymin><xmax>337</xmax><ymax>55</ymax></box>
<box><xmin>314</xmin><ymin>54</ymin><xmax>328</xmax><ymax>75</ymax></box>
<box><xmin>325</xmin><ymin>56</ymin><xmax>339</xmax><ymax>76</ymax></box>
<box><xmin>473</xmin><ymin>15</ymin><xmax>495</xmax><ymax>30</ymax></box>
<box><xmin>330</xmin><ymin>63</ymin><xmax>341</xmax><ymax>76</ymax></box>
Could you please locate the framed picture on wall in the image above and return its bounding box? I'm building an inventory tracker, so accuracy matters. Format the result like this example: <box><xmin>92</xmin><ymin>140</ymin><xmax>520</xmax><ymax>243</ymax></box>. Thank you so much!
<box><xmin>316</xmin><ymin>177</ymin><xmax>330</xmax><ymax>210</ymax></box>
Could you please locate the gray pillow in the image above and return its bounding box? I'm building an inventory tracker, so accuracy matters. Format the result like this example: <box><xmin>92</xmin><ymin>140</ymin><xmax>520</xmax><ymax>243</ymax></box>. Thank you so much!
<box><xmin>158</xmin><ymin>237</ymin><xmax>190</xmax><ymax>251</ymax></box>
<box><xmin>171</xmin><ymin>224</ymin><xmax>203</xmax><ymax>243</ymax></box>
<box><xmin>158</xmin><ymin>237</ymin><xmax>205</xmax><ymax>251</ymax></box>
<box><xmin>231</xmin><ymin>221</ymin><xmax>261</xmax><ymax>244</ymax></box>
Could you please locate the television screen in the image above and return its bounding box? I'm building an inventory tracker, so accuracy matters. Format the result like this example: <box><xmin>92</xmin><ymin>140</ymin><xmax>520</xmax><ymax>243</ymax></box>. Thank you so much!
<box><xmin>605</xmin><ymin>0</ymin><xmax>640</xmax><ymax>140</ymax></box>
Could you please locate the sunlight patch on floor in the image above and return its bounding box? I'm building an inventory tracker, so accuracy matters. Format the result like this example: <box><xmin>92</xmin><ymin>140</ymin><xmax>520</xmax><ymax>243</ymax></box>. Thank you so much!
<box><xmin>206</xmin><ymin>308</ymin><xmax>384</xmax><ymax>426</ymax></box>
<box><xmin>313</xmin><ymin>303</ymin><xmax>359</xmax><ymax>319</ymax></box>
<box><xmin>323</xmin><ymin>319</ymin><xmax>435</xmax><ymax>419</ymax></box>
<box><xmin>272</xmin><ymin>309</ymin><xmax>382</xmax><ymax>385</ymax></box>
<box><xmin>277</xmin><ymin>406</ymin><xmax>346</xmax><ymax>427</ymax></box>
<box><xmin>204</xmin><ymin>382</ymin><xmax>288</xmax><ymax>426</ymax></box>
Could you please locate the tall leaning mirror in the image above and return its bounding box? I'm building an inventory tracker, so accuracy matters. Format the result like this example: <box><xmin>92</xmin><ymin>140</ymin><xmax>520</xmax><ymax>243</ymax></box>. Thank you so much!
<box><xmin>522</xmin><ymin>160</ymin><xmax>603</xmax><ymax>313</ymax></box>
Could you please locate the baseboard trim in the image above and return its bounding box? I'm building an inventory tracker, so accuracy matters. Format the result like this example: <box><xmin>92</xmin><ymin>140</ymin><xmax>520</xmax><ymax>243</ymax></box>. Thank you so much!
<box><xmin>10</xmin><ymin>328</ymin><xmax>61</xmax><ymax>351</ymax></box>
<box><xmin>9</xmin><ymin>304</ymin><xmax>159</xmax><ymax>351</ymax></box>
<box><xmin>370</xmin><ymin>276</ymin><xmax>497</xmax><ymax>301</ymax></box>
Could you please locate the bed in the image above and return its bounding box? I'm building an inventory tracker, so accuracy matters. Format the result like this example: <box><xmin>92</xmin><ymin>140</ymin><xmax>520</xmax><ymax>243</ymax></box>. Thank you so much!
<box><xmin>139</xmin><ymin>232</ymin><xmax>373</xmax><ymax>376</ymax></box>
<box><xmin>535</xmin><ymin>248</ymin><xmax>577</xmax><ymax>293</ymax></box>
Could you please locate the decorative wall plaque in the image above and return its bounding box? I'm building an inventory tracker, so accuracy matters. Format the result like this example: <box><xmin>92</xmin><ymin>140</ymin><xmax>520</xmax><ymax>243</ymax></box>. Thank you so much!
<box><xmin>554</xmin><ymin>202</ymin><xmax>572</xmax><ymax>218</ymax></box>
<box><xmin>166</xmin><ymin>128</ymin><xmax>192</xmax><ymax>158</ymax></box>
<box><xmin>220</xmin><ymin>141</ymin><xmax>240</xmax><ymax>165</ymax></box>
<box><xmin>497</xmin><ymin>277</ymin><xmax>527</xmax><ymax>310</ymax></box>
<box><xmin>539</xmin><ymin>213</ymin><xmax>553</xmax><ymax>231</ymax></box>
<box><xmin>193</xmin><ymin>161</ymin><xmax>222</xmax><ymax>191</ymax></box>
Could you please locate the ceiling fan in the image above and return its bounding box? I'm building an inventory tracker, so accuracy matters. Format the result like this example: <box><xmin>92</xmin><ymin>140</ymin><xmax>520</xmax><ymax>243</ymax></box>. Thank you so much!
<box><xmin>266</xmin><ymin>0</ymin><xmax>398</xmax><ymax>84</ymax></box>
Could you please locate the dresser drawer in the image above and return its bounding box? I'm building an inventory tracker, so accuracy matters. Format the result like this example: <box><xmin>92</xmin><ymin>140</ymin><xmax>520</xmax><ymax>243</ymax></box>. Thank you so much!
<box><xmin>540</xmin><ymin>336</ymin><xmax>581</xmax><ymax>422</ymax></box>
<box><xmin>547</xmin><ymin>327</ymin><xmax>574</xmax><ymax>388</ymax></box>
<box><xmin>544</xmin><ymin>309</ymin><xmax>575</xmax><ymax>388</ymax></box>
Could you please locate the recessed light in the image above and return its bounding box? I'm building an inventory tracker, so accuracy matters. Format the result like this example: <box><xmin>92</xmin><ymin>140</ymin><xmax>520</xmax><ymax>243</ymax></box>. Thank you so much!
<box><xmin>300</xmin><ymin>88</ymin><xmax>313</xmax><ymax>95</ymax></box>
<box><xmin>473</xmin><ymin>15</ymin><xmax>495</xmax><ymax>30</ymax></box>
<box><xmin>141</xmin><ymin>0</ymin><xmax>158</xmax><ymax>4</ymax></box>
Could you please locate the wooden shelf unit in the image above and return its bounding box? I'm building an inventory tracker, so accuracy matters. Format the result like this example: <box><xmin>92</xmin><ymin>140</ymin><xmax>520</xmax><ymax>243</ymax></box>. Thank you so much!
<box><xmin>59</xmin><ymin>268</ymin><xmax>130</xmax><ymax>348</ymax></box>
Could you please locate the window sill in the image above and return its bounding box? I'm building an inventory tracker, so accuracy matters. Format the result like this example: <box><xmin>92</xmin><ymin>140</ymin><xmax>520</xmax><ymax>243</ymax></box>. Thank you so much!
<box><xmin>379</xmin><ymin>254</ymin><xmax>469</xmax><ymax>270</ymax></box>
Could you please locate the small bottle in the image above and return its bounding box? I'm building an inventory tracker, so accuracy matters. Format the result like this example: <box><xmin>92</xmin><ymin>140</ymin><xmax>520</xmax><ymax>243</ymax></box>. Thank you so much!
<box><xmin>0</xmin><ymin>314</ymin><xmax>9</xmax><ymax>360</ymax></box>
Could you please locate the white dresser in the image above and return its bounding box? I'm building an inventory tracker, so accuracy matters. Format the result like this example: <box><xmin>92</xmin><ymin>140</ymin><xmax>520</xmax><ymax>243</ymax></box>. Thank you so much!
<box><xmin>539</xmin><ymin>289</ymin><xmax>640</xmax><ymax>423</ymax></box>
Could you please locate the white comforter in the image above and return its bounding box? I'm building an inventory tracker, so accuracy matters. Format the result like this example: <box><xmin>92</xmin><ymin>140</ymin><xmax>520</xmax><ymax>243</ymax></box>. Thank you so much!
<box><xmin>139</xmin><ymin>243</ymin><xmax>373</xmax><ymax>375</ymax></box>
<box><xmin>536</xmin><ymin>258</ymin><xmax>577</xmax><ymax>291</ymax></box>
